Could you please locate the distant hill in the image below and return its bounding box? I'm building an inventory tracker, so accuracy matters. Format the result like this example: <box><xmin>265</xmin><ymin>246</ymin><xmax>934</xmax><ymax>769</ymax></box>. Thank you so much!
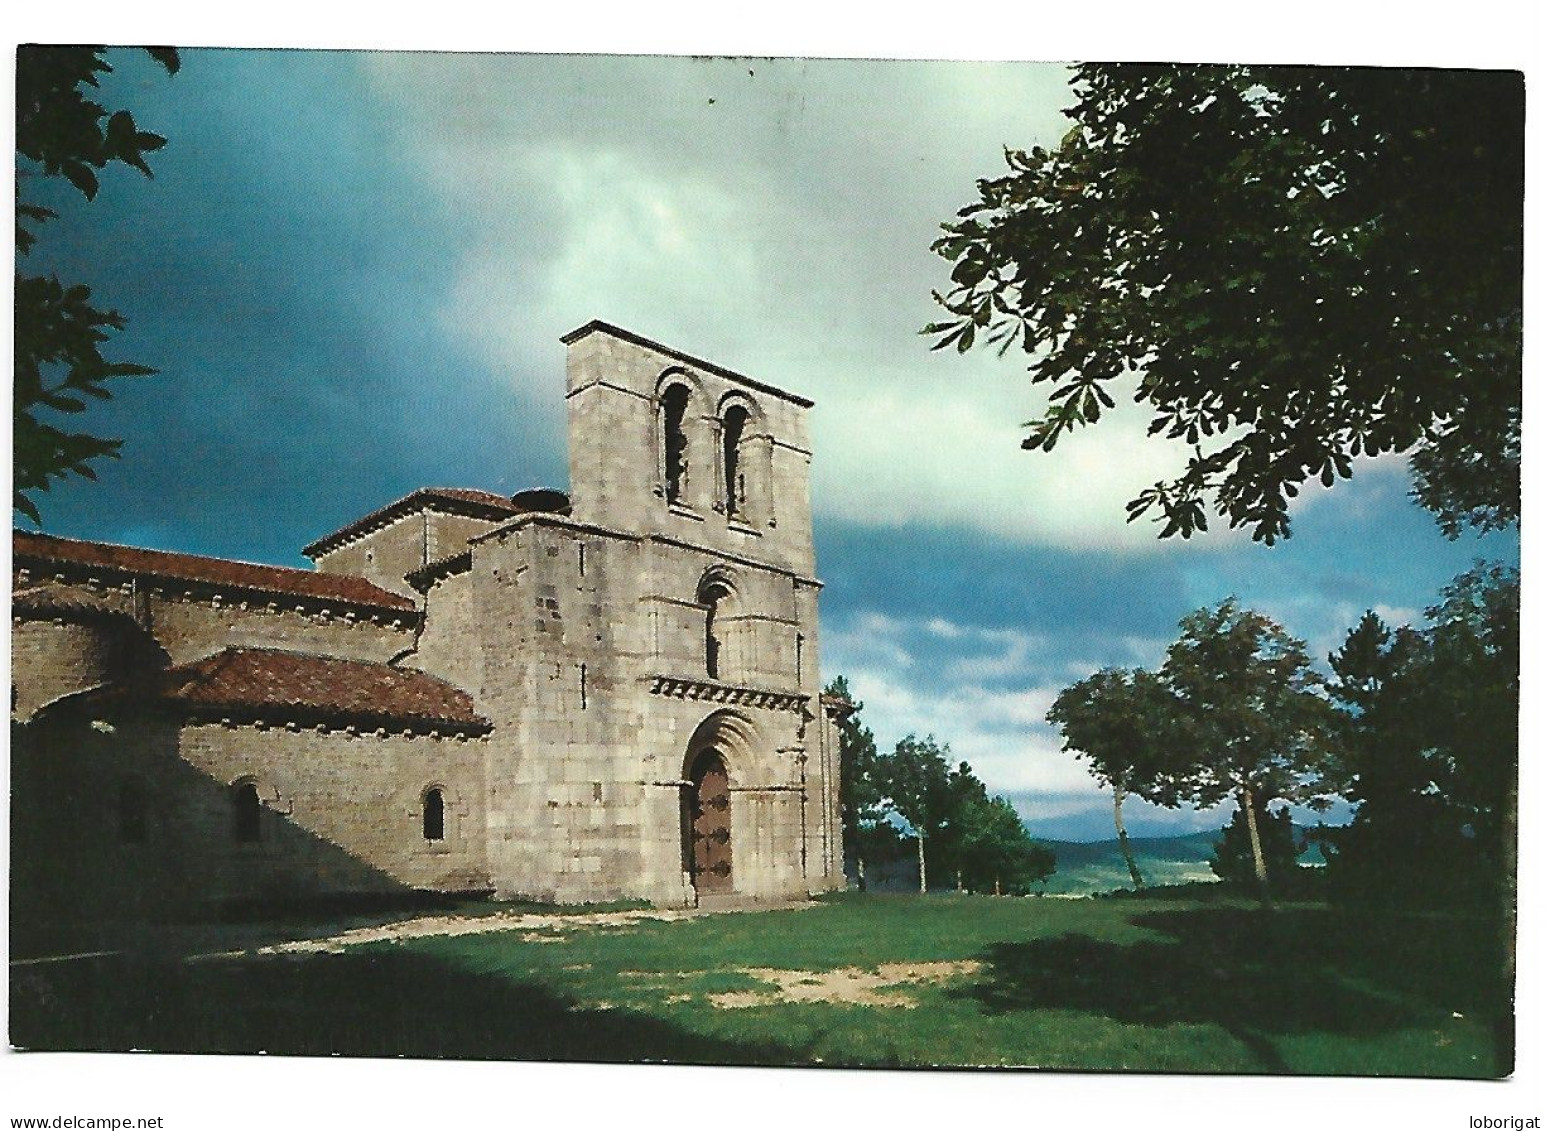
<box><xmin>1030</xmin><ymin>826</ymin><xmax>1324</xmax><ymax>895</ymax></box>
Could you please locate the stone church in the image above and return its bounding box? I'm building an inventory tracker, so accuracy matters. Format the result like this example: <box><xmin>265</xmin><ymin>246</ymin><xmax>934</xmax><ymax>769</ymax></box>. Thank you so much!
<box><xmin>10</xmin><ymin>322</ymin><xmax>847</xmax><ymax>920</ymax></box>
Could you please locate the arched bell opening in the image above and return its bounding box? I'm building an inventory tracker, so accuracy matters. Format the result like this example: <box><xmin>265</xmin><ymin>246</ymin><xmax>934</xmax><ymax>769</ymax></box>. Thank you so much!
<box><xmin>713</xmin><ymin>390</ymin><xmax>771</xmax><ymax>528</ymax></box>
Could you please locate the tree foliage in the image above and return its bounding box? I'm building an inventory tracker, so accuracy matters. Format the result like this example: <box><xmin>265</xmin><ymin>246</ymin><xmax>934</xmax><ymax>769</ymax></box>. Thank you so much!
<box><xmin>15</xmin><ymin>45</ymin><xmax>179</xmax><ymax>523</ymax></box>
<box><xmin>826</xmin><ymin>677</ymin><xmax>901</xmax><ymax>887</ymax></box>
<box><xmin>1323</xmin><ymin>564</ymin><xmax>1518</xmax><ymax>903</ymax></box>
<box><xmin>1210</xmin><ymin>802</ymin><xmax>1302</xmax><ymax>888</ymax></box>
<box><xmin>1047</xmin><ymin>667</ymin><xmax>1186</xmax><ymax>888</ymax></box>
<box><xmin>1158</xmin><ymin>600</ymin><xmax>1339</xmax><ymax>902</ymax></box>
<box><xmin>950</xmin><ymin>790</ymin><xmax>1056</xmax><ymax>896</ymax></box>
<box><xmin>1048</xmin><ymin>668</ymin><xmax>1184</xmax><ymax>802</ymax></box>
<box><xmin>928</xmin><ymin>64</ymin><xmax>1523</xmax><ymax>544</ymax></box>
<box><xmin>843</xmin><ymin>722</ymin><xmax>1051</xmax><ymax>896</ymax></box>
<box><xmin>879</xmin><ymin>734</ymin><xmax>957</xmax><ymax>892</ymax></box>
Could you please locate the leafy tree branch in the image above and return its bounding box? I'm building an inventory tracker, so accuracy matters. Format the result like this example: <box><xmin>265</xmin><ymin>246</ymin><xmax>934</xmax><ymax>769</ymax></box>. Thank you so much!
<box><xmin>929</xmin><ymin>64</ymin><xmax>1522</xmax><ymax>544</ymax></box>
<box><xmin>14</xmin><ymin>45</ymin><xmax>178</xmax><ymax>523</ymax></box>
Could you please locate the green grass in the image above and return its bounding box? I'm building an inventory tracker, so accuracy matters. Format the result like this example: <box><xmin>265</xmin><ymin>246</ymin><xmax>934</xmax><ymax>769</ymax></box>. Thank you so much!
<box><xmin>10</xmin><ymin>891</ymin><xmax>1511</xmax><ymax>1076</ymax></box>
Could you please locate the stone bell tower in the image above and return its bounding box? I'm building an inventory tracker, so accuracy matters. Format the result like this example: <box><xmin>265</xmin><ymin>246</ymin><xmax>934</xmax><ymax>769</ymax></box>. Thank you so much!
<box><xmin>561</xmin><ymin>320</ymin><xmax>816</xmax><ymax>578</ymax></box>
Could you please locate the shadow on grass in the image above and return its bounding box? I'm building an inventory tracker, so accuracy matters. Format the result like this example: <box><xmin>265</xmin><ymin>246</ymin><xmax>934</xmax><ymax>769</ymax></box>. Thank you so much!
<box><xmin>10</xmin><ymin>896</ymin><xmax>658</xmax><ymax>968</ymax></box>
<box><xmin>10</xmin><ymin>947</ymin><xmax>810</xmax><ymax>1066</ymax></box>
<box><xmin>955</xmin><ymin>905</ymin><xmax>1511</xmax><ymax>1075</ymax></box>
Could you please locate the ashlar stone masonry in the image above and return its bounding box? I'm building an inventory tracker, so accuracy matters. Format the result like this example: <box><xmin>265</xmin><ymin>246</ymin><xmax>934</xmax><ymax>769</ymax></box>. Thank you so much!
<box><xmin>11</xmin><ymin>322</ymin><xmax>847</xmax><ymax>918</ymax></box>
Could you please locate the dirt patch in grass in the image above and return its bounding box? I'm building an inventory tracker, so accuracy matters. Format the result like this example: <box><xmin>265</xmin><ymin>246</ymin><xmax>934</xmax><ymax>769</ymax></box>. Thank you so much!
<box><xmin>192</xmin><ymin>908</ymin><xmax>700</xmax><ymax>959</ymax></box>
<box><xmin>710</xmin><ymin>961</ymin><xmax>982</xmax><ymax>1009</ymax></box>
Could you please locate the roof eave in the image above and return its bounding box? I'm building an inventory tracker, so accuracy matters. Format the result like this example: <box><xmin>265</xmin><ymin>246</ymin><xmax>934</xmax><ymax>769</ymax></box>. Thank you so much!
<box><xmin>560</xmin><ymin>320</ymin><xmax>815</xmax><ymax>409</ymax></box>
<box><xmin>302</xmin><ymin>490</ymin><xmax>521</xmax><ymax>560</ymax></box>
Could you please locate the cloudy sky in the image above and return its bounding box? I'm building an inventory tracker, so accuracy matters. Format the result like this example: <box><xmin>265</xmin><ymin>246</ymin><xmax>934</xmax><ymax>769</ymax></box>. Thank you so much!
<box><xmin>22</xmin><ymin>48</ymin><xmax>1519</xmax><ymax>839</ymax></box>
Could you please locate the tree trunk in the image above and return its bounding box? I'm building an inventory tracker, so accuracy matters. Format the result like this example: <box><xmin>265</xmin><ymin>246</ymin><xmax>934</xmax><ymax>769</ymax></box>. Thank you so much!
<box><xmin>1113</xmin><ymin>783</ymin><xmax>1144</xmax><ymax>890</ymax></box>
<box><xmin>857</xmin><ymin>855</ymin><xmax>867</xmax><ymax>893</ymax></box>
<box><xmin>1499</xmin><ymin>766</ymin><xmax>1518</xmax><ymax>1070</ymax></box>
<box><xmin>917</xmin><ymin>832</ymin><xmax>927</xmax><ymax>894</ymax></box>
<box><xmin>1240</xmin><ymin>784</ymin><xmax>1272</xmax><ymax>908</ymax></box>
<box><xmin>955</xmin><ymin>869</ymin><xmax>962</xmax><ymax>893</ymax></box>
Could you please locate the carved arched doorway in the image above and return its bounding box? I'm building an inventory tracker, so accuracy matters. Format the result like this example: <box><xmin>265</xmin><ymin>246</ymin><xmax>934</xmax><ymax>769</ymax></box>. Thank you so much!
<box><xmin>686</xmin><ymin>748</ymin><xmax>733</xmax><ymax>894</ymax></box>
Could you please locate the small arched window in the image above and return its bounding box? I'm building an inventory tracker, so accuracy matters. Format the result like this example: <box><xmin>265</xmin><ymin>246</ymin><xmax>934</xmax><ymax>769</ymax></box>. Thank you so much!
<box><xmin>233</xmin><ymin>781</ymin><xmax>262</xmax><ymax>843</ymax></box>
<box><xmin>703</xmin><ymin>581</ymin><xmax>730</xmax><ymax>680</ymax></box>
<box><xmin>661</xmin><ymin>384</ymin><xmax>691</xmax><ymax>504</ymax></box>
<box><xmin>423</xmin><ymin>788</ymin><xmax>445</xmax><ymax>841</ymax></box>
<box><xmin>722</xmin><ymin>405</ymin><xmax>749</xmax><ymax>518</ymax></box>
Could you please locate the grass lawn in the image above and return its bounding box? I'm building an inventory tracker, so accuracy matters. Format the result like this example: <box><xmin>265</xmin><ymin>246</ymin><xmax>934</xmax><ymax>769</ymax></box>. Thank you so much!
<box><xmin>10</xmin><ymin>890</ymin><xmax>1511</xmax><ymax>1076</ymax></box>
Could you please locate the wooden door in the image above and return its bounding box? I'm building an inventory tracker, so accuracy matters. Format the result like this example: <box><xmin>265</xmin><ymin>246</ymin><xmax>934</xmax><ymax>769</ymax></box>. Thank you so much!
<box><xmin>689</xmin><ymin>751</ymin><xmax>732</xmax><ymax>893</ymax></box>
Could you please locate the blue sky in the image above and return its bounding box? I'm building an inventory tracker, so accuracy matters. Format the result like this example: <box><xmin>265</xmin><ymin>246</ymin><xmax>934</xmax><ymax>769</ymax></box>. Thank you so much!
<box><xmin>19</xmin><ymin>48</ymin><xmax>1519</xmax><ymax>840</ymax></box>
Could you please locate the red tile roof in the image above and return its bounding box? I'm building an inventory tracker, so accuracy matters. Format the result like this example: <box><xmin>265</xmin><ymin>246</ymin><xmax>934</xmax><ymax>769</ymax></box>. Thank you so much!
<box><xmin>146</xmin><ymin>647</ymin><xmax>489</xmax><ymax>733</ymax></box>
<box><xmin>13</xmin><ymin>530</ymin><xmax>416</xmax><ymax>615</ymax></box>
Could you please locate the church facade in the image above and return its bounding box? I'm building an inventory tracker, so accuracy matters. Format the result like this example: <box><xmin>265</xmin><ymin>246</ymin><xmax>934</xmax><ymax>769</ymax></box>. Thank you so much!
<box><xmin>10</xmin><ymin>322</ymin><xmax>847</xmax><ymax>920</ymax></box>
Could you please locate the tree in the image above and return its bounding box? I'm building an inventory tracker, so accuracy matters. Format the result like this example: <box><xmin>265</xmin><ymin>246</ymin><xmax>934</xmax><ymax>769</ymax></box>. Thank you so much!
<box><xmin>15</xmin><ymin>45</ymin><xmax>179</xmax><ymax>524</ymax></box>
<box><xmin>1159</xmin><ymin>600</ymin><xmax>1339</xmax><ymax>905</ymax></box>
<box><xmin>870</xmin><ymin>741</ymin><xmax>1053</xmax><ymax>896</ymax></box>
<box><xmin>826</xmin><ymin>676</ymin><xmax>901</xmax><ymax>889</ymax></box>
<box><xmin>953</xmin><ymin>792</ymin><xmax>1056</xmax><ymax>896</ymax></box>
<box><xmin>938</xmin><ymin>759</ymin><xmax>990</xmax><ymax>890</ymax></box>
<box><xmin>1410</xmin><ymin>563</ymin><xmax>1519</xmax><ymax>999</ymax></box>
<box><xmin>1423</xmin><ymin>562</ymin><xmax>1519</xmax><ymax>863</ymax></box>
<box><xmin>927</xmin><ymin>65</ymin><xmax>1523</xmax><ymax>544</ymax></box>
<box><xmin>1324</xmin><ymin>565</ymin><xmax>1518</xmax><ymax>903</ymax></box>
<box><xmin>1047</xmin><ymin>667</ymin><xmax>1184</xmax><ymax>890</ymax></box>
<box><xmin>877</xmin><ymin>734</ymin><xmax>956</xmax><ymax>893</ymax></box>
<box><xmin>1322</xmin><ymin>610</ymin><xmax>1449</xmax><ymax>898</ymax></box>
<box><xmin>1210</xmin><ymin>802</ymin><xmax>1301</xmax><ymax>889</ymax></box>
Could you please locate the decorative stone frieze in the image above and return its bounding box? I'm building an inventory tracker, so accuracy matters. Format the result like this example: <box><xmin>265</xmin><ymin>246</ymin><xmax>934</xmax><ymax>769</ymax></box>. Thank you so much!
<box><xmin>645</xmin><ymin>674</ymin><xmax>809</xmax><ymax>714</ymax></box>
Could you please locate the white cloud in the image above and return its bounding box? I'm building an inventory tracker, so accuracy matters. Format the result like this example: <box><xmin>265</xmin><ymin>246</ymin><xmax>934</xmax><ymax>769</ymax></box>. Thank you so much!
<box><xmin>846</xmin><ymin>663</ymin><xmax>1087</xmax><ymax>794</ymax></box>
<box><xmin>825</xmin><ymin>611</ymin><xmax>1093</xmax><ymax>796</ymax></box>
<box><xmin>356</xmin><ymin>51</ymin><xmax>1252</xmax><ymax>553</ymax></box>
<box><xmin>1286</xmin><ymin>449</ymin><xmax>1413</xmax><ymax>522</ymax></box>
<box><xmin>441</xmin><ymin>145</ymin><xmax>765</xmax><ymax>377</ymax></box>
<box><xmin>1254</xmin><ymin>591</ymin><xmax>1427</xmax><ymax>674</ymax></box>
<box><xmin>1057</xmin><ymin>633</ymin><xmax>1174</xmax><ymax>682</ymax></box>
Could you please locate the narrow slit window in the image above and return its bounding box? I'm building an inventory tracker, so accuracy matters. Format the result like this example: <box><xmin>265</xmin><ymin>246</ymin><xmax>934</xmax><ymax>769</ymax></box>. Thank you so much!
<box><xmin>579</xmin><ymin>663</ymin><xmax>588</xmax><ymax>710</ymax></box>
<box><xmin>704</xmin><ymin>585</ymin><xmax>726</xmax><ymax>679</ymax></box>
<box><xmin>423</xmin><ymin>788</ymin><xmax>445</xmax><ymax>841</ymax></box>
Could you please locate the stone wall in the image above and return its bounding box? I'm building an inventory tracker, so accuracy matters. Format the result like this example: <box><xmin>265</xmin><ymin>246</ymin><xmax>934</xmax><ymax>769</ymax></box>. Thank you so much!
<box><xmin>13</xmin><ymin>575</ymin><xmax>414</xmax><ymax>681</ymax></box>
<box><xmin>141</xmin><ymin>589</ymin><xmax>412</xmax><ymax>666</ymax></box>
<box><xmin>12</xmin><ymin>709</ymin><xmax>488</xmax><ymax>921</ymax></box>
<box><xmin>435</xmin><ymin>499</ymin><xmax>842</xmax><ymax>906</ymax></box>
<box><xmin>472</xmin><ymin>516</ymin><xmax>663</xmax><ymax>903</ymax></box>
<box><xmin>10</xmin><ymin>618</ymin><xmax>122</xmax><ymax>720</ymax></box>
<box><xmin>407</xmin><ymin>566</ymin><xmax>484</xmax><ymax>694</ymax></box>
<box><xmin>313</xmin><ymin>509</ymin><xmax>505</xmax><ymax>598</ymax></box>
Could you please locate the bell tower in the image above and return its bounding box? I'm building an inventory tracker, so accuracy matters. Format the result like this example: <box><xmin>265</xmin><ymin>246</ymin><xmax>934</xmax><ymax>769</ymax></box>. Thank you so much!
<box><xmin>561</xmin><ymin>320</ymin><xmax>816</xmax><ymax>577</ymax></box>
